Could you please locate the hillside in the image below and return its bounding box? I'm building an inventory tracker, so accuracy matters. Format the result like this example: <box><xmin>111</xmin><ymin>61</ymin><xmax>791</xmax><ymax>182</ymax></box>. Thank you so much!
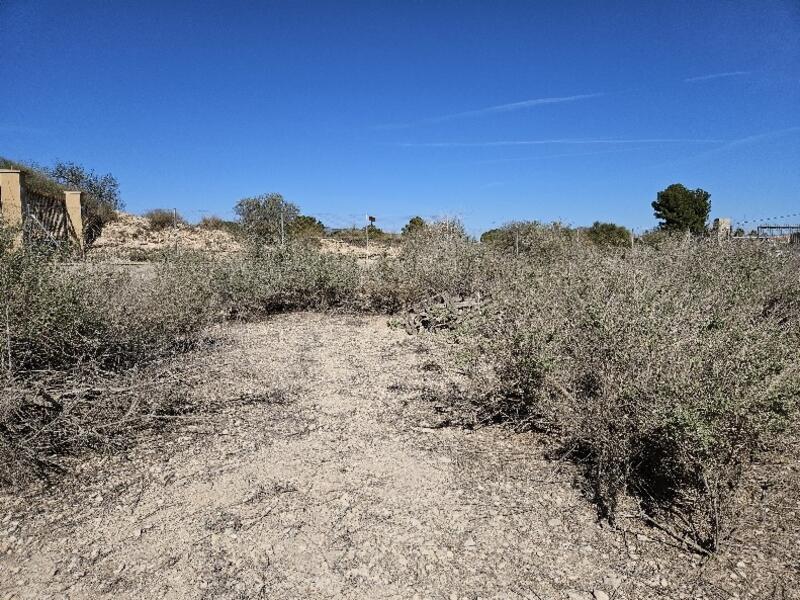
<box><xmin>88</xmin><ymin>212</ymin><xmax>397</xmax><ymax>261</ymax></box>
<box><xmin>88</xmin><ymin>213</ymin><xmax>242</xmax><ymax>260</ymax></box>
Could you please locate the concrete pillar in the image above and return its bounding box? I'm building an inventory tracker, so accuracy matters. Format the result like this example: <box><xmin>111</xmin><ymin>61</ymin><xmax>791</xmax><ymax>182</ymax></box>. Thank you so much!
<box><xmin>64</xmin><ymin>190</ymin><xmax>83</xmax><ymax>249</ymax></box>
<box><xmin>0</xmin><ymin>169</ymin><xmax>23</xmax><ymax>229</ymax></box>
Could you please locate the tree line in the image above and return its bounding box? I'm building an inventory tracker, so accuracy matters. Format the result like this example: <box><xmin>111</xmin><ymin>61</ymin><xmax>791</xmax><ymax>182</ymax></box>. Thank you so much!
<box><xmin>0</xmin><ymin>156</ymin><xmax>720</xmax><ymax>246</ymax></box>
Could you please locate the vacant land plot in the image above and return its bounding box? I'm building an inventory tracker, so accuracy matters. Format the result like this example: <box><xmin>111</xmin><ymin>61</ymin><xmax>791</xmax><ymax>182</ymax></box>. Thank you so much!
<box><xmin>1</xmin><ymin>314</ymin><xmax>795</xmax><ymax>599</ymax></box>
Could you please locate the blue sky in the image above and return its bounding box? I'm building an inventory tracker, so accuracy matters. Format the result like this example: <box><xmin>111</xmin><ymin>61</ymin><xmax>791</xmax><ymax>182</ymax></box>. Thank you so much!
<box><xmin>1</xmin><ymin>1</ymin><xmax>798</xmax><ymax>234</ymax></box>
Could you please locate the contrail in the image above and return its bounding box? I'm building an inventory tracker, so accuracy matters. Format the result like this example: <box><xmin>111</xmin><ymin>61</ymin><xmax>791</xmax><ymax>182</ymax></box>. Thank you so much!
<box><xmin>399</xmin><ymin>138</ymin><xmax>725</xmax><ymax>148</ymax></box>
<box><xmin>376</xmin><ymin>92</ymin><xmax>605</xmax><ymax>129</ymax></box>
<box><xmin>684</xmin><ymin>71</ymin><xmax>750</xmax><ymax>83</ymax></box>
<box><xmin>431</xmin><ymin>93</ymin><xmax>606</xmax><ymax>121</ymax></box>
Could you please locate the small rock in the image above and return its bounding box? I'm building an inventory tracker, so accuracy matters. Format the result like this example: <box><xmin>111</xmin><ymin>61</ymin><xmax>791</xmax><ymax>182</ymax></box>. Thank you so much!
<box><xmin>593</xmin><ymin>591</ymin><xmax>610</xmax><ymax>600</ymax></box>
<box><xmin>547</xmin><ymin>518</ymin><xmax>562</xmax><ymax>528</ymax></box>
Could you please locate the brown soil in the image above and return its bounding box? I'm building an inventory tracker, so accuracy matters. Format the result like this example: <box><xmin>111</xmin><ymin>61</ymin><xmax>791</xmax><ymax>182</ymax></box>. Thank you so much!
<box><xmin>0</xmin><ymin>314</ymin><xmax>795</xmax><ymax>599</ymax></box>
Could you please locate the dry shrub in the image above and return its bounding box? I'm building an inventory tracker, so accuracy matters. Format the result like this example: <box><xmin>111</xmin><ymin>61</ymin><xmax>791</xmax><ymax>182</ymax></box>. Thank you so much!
<box><xmin>469</xmin><ymin>236</ymin><xmax>800</xmax><ymax>551</ymax></box>
<box><xmin>364</xmin><ymin>220</ymin><xmax>492</xmax><ymax>311</ymax></box>
<box><xmin>0</xmin><ymin>246</ymin><xmax>218</xmax><ymax>485</ymax></box>
<box><xmin>211</xmin><ymin>244</ymin><xmax>360</xmax><ymax>317</ymax></box>
<box><xmin>0</xmin><ymin>252</ymin><xmax>215</xmax><ymax>374</ymax></box>
<box><xmin>198</xmin><ymin>215</ymin><xmax>241</xmax><ymax>236</ymax></box>
<box><xmin>145</xmin><ymin>208</ymin><xmax>184</xmax><ymax>231</ymax></box>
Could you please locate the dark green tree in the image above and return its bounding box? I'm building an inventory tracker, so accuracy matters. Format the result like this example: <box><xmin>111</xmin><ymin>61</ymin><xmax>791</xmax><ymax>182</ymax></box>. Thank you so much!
<box><xmin>401</xmin><ymin>216</ymin><xmax>426</xmax><ymax>236</ymax></box>
<box><xmin>234</xmin><ymin>193</ymin><xmax>299</xmax><ymax>244</ymax></box>
<box><xmin>584</xmin><ymin>221</ymin><xmax>631</xmax><ymax>247</ymax></box>
<box><xmin>652</xmin><ymin>184</ymin><xmax>711</xmax><ymax>234</ymax></box>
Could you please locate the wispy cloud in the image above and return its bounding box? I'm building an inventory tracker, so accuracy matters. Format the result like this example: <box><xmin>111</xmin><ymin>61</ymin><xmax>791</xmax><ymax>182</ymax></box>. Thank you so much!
<box><xmin>399</xmin><ymin>138</ymin><xmax>725</xmax><ymax>148</ymax></box>
<box><xmin>684</xmin><ymin>71</ymin><xmax>750</xmax><ymax>83</ymax></box>
<box><xmin>376</xmin><ymin>92</ymin><xmax>605</xmax><ymax>129</ymax></box>
<box><xmin>480</xmin><ymin>181</ymin><xmax>508</xmax><ymax>188</ymax></box>
<box><xmin>647</xmin><ymin>126</ymin><xmax>800</xmax><ymax>169</ymax></box>
<box><xmin>475</xmin><ymin>147</ymin><xmax>646</xmax><ymax>163</ymax></box>
<box><xmin>432</xmin><ymin>93</ymin><xmax>605</xmax><ymax>121</ymax></box>
<box><xmin>683</xmin><ymin>126</ymin><xmax>800</xmax><ymax>161</ymax></box>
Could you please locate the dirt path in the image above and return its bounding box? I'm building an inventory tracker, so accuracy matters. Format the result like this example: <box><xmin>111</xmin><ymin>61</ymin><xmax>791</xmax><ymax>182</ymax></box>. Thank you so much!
<box><xmin>0</xmin><ymin>314</ymin><xmax>782</xmax><ymax>599</ymax></box>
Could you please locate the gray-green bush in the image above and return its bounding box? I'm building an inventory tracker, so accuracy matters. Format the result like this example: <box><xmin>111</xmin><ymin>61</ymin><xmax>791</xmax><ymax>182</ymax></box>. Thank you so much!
<box><xmin>465</xmin><ymin>237</ymin><xmax>800</xmax><ymax>552</ymax></box>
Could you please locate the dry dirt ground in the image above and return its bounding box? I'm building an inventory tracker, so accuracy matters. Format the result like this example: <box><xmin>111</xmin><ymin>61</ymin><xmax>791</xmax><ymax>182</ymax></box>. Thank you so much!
<box><xmin>0</xmin><ymin>314</ymin><xmax>796</xmax><ymax>599</ymax></box>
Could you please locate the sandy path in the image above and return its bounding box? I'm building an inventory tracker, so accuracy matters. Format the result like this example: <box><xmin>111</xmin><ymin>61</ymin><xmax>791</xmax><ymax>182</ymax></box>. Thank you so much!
<box><xmin>0</xmin><ymin>314</ymin><xmax>777</xmax><ymax>599</ymax></box>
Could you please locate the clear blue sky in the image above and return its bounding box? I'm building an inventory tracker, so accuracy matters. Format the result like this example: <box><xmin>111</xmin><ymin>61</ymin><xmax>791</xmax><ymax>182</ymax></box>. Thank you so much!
<box><xmin>2</xmin><ymin>1</ymin><xmax>798</xmax><ymax>234</ymax></box>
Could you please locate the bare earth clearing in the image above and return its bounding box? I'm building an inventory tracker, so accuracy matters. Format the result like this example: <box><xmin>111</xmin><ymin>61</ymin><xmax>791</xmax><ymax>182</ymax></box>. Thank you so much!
<box><xmin>0</xmin><ymin>314</ymin><xmax>796</xmax><ymax>599</ymax></box>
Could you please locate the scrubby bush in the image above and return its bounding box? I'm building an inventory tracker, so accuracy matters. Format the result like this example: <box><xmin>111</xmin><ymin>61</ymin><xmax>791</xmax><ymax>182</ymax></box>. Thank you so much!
<box><xmin>583</xmin><ymin>221</ymin><xmax>632</xmax><ymax>247</ymax></box>
<box><xmin>0</xmin><ymin>249</ymin><xmax>215</xmax><ymax>376</ymax></box>
<box><xmin>480</xmin><ymin>220</ymin><xmax>577</xmax><ymax>255</ymax></box>
<box><xmin>145</xmin><ymin>209</ymin><xmax>184</xmax><ymax>231</ymax></box>
<box><xmin>208</xmin><ymin>245</ymin><xmax>360</xmax><ymax>317</ymax></box>
<box><xmin>365</xmin><ymin>220</ymin><xmax>491</xmax><ymax>311</ymax></box>
<box><xmin>468</xmin><ymin>237</ymin><xmax>800</xmax><ymax>551</ymax></box>
<box><xmin>235</xmin><ymin>193</ymin><xmax>299</xmax><ymax>245</ymax></box>
<box><xmin>0</xmin><ymin>243</ymin><xmax>222</xmax><ymax>485</ymax></box>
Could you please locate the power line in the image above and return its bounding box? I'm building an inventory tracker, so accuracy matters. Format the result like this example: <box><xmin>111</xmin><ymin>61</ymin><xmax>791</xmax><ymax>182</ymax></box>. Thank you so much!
<box><xmin>732</xmin><ymin>211</ymin><xmax>800</xmax><ymax>226</ymax></box>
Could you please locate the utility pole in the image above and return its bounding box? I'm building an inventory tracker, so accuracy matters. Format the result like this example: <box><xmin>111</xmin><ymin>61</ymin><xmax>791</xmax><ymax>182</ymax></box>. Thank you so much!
<box><xmin>173</xmin><ymin>208</ymin><xmax>178</xmax><ymax>254</ymax></box>
<box><xmin>365</xmin><ymin>214</ymin><xmax>369</xmax><ymax>258</ymax></box>
<box><xmin>4</xmin><ymin>305</ymin><xmax>12</xmax><ymax>377</ymax></box>
<box><xmin>280</xmin><ymin>206</ymin><xmax>285</xmax><ymax>246</ymax></box>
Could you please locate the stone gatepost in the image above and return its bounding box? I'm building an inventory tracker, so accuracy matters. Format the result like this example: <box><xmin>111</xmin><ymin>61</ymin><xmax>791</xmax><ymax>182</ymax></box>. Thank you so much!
<box><xmin>0</xmin><ymin>169</ymin><xmax>23</xmax><ymax>227</ymax></box>
<box><xmin>0</xmin><ymin>169</ymin><xmax>23</xmax><ymax>246</ymax></box>
<box><xmin>64</xmin><ymin>190</ymin><xmax>83</xmax><ymax>249</ymax></box>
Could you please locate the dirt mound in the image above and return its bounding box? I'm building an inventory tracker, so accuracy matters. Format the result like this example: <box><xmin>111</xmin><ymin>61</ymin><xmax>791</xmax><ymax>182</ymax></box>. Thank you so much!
<box><xmin>89</xmin><ymin>213</ymin><xmax>242</xmax><ymax>260</ymax></box>
<box><xmin>87</xmin><ymin>213</ymin><xmax>395</xmax><ymax>261</ymax></box>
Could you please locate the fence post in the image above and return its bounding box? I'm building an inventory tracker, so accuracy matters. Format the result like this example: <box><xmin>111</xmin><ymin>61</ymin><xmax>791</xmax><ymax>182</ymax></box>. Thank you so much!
<box><xmin>0</xmin><ymin>169</ymin><xmax>23</xmax><ymax>246</ymax></box>
<box><xmin>64</xmin><ymin>190</ymin><xmax>83</xmax><ymax>250</ymax></box>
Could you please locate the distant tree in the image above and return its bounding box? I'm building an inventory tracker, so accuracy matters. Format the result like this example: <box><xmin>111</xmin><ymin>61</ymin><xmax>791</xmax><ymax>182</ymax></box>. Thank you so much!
<box><xmin>584</xmin><ymin>221</ymin><xmax>631</xmax><ymax>247</ymax></box>
<box><xmin>480</xmin><ymin>221</ymin><xmax>567</xmax><ymax>251</ymax></box>
<box><xmin>46</xmin><ymin>161</ymin><xmax>123</xmax><ymax>244</ymax></box>
<box><xmin>47</xmin><ymin>161</ymin><xmax>123</xmax><ymax>211</ymax></box>
<box><xmin>479</xmin><ymin>228</ymin><xmax>503</xmax><ymax>244</ymax></box>
<box><xmin>402</xmin><ymin>216</ymin><xmax>426</xmax><ymax>236</ymax></box>
<box><xmin>652</xmin><ymin>184</ymin><xmax>711</xmax><ymax>234</ymax></box>
<box><xmin>234</xmin><ymin>193</ymin><xmax>299</xmax><ymax>244</ymax></box>
<box><xmin>288</xmin><ymin>215</ymin><xmax>325</xmax><ymax>239</ymax></box>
